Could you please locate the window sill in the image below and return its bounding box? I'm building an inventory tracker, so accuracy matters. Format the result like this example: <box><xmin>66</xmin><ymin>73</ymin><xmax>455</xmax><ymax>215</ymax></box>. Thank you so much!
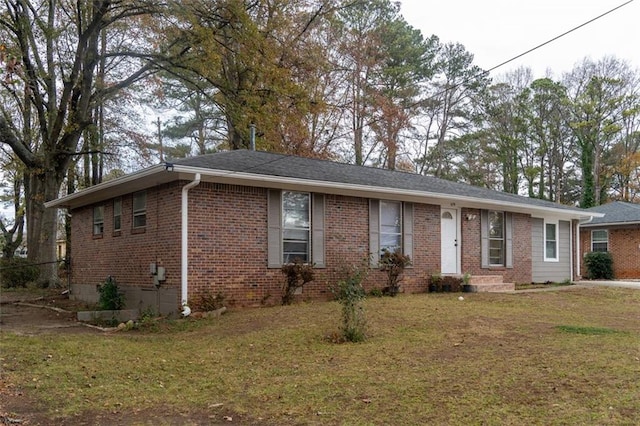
<box><xmin>112</xmin><ymin>230</ymin><xmax>122</xmax><ymax>237</ymax></box>
<box><xmin>92</xmin><ymin>234</ymin><xmax>103</xmax><ymax>240</ymax></box>
<box><xmin>131</xmin><ymin>227</ymin><xmax>146</xmax><ymax>235</ymax></box>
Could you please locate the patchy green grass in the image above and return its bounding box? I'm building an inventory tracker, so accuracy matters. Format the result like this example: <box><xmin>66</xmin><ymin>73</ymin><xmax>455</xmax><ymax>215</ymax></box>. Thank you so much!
<box><xmin>556</xmin><ymin>325</ymin><xmax>622</xmax><ymax>335</ymax></box>
<box><xmin>2</xmin><ymin>286</ymin><xmax>640</xmax><ymax>425</ymax></box>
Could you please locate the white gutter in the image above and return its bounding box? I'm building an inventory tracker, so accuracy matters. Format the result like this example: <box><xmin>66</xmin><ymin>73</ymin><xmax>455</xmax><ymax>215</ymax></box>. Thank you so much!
<box><xmin>576</xmin><ymin>215</ymin><xmax>594</xmax><ymax>278</ymax></box>
<box><xmin>180</xmin><ymin>173</ymin><xmax>201</xmax><ymax>317</ymax></box>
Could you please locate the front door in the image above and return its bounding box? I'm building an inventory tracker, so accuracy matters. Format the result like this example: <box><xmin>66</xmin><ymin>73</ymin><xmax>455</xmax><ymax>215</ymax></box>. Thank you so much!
<box><xmin>440</xmin><ymin>208</ymin><xmax>459</xmax><ymax>274</ymax></box>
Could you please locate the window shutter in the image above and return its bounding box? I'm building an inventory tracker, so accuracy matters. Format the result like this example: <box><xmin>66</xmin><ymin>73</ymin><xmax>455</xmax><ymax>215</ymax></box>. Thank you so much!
<box><xmin>267</xmin><ymin>189</ymin><xmax>282</xmax><ymax>268</ymax></box>
<box><xmin>312</xmin><ymin>193</ymin><xmax>325</xmax><ymax>268</ymax></box>
<box><xmin>369</xmin><ymin>199</ymin><xmax>380</xmax><ymax>267</ymax></box>
<box><xmin>403</xmin><ymin>202</ymin><xmax>414</xmax><ymax>261</ymax></box>
<box><xmin>480</xmin><ymin>209</ymin><xmax>489</xmax><ymax>268</ymax></box>
<box><xmin>505</xmin><ymin>212</ymin><xmax>513</xmax><ymax>269</ymax></box>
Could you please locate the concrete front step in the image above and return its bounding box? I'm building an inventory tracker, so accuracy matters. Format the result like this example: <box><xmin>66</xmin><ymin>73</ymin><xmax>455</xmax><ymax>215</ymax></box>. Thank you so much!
<box><xmin>469</xmin><ymin>275</ymin><xmax>504</xmax><ymax>285</ymax></box>
<box><xmin>470</xmin><ymin>283</ymin><xmax>515</xmax><ymax>292</ymax></box>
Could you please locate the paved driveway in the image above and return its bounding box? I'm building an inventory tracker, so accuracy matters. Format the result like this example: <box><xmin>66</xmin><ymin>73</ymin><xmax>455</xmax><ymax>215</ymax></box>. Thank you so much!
<box><xmin>574</xmin><ymin>280</ymin><xmax>640</xmax><ymax>290</ymax></box>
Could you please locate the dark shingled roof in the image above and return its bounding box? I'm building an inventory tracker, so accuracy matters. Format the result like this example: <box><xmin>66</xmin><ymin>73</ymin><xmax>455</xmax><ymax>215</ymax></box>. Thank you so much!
<box><xmin>584</xmin><ymin>201</ymin><xmax>640</xmax><ymax>225</ymax></box>
<box><xmin>172</xmin><ymin>150</ymin><xmax>584</xmax><ymax>213</ymax></box>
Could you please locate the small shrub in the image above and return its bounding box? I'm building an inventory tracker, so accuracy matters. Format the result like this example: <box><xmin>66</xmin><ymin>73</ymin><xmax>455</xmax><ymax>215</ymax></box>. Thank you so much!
<box><xmin>192</xmin><ymin>291</ymin><xmax>226</xmax><ymax>312</ymax></box>
<box><xmin>281</xmin><ymin>258</ymin><xmax>315</xmax><ymax>305</ymax></box>
<box><xmin>97</xmin><ymin>276</ymin><xmax>124</xmax><ymax>310</ymax></box>
<box><xmin>584</xmin><ymin>252</ymin><xmax>614</xmax><ymax>280</ymax></box>
<box><xmin>442</xmin><ymin>275</ymin><xmax>463</xmax><ymax>292</ymax></box>
<box><xmin>462</xmin><ymin>273</ymin><xmax>471</xmax><ymax>285</ymax></box>
<box><xmin>0</xmin><ymin>258</ymin><xmax>40</xmax><ymax>288</ymax></box>
<box><xmin>368</xmin><ymin>287</ymin><xmax>383</xmax><ymax>298</ymax></box>
<box><xmin>331</xmin><ymin>262</ymin><xmax>368</xmax><ymax>343</ymax></box>
<box><xmin>134</xmin><ymin>307</ymin><xmax>160</xmax><ymax>332</ymax></box>
<box><xmin>379</xmin><ymin>249</ymin><xmax>411</xmax><ymax>296</ymax></box>
<box><xmin>428</xmin><ymin>272</ymin><xmax>442</xmax><ymax>292</ymax></box>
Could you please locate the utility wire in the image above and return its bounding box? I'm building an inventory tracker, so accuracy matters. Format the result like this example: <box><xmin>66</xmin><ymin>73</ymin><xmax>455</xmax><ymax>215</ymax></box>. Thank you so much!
<box><xmin>332</xmin><ymin>0</ymin><xmax>636</xmax><ymax>149</ymax></box>
<box><xmin>423</xmin><ymin>0</ymin><xmax>635</xmax><ymax>104</ymax></box>
<box><xmin>484</xmin><ymin>0</ymin><xmax>635</xmax><ymax>74</ymax></box>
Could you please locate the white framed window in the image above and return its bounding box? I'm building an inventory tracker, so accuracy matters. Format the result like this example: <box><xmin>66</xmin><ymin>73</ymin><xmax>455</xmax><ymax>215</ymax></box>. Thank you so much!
<box><xmin>488</xmin><ymin>211</ymin><xmax>505</xmax><ymax>266</ymax></box>
<box><xmin>591</xmin><ymin>229</ymin><xmax>608</xmax><ymax>252</ymax></box>
<box><xmin>93</xmin><ymin>206</ymin><xmax>104</xmax><ymax>235</ymax></box>
<box><xmin>282</xmin><ymin>191</ymin><xmax>310</xmax><ymax>263</ymax></box>
<box><xmin>544</xmin><ymin>221</ymin><xmax>559</xmax><ymax>261</ymax></box>
<box><xmin>132</xmin><ymin>191</ymin><xmax>146</xmax><ymax>228</ymax></box>
<box><xmin>380</xmin><ymin>200</ymin><xmax>402</xmax><ymax>255</ymax></box>
<box><xmin>113</xmin><ymin>198</ymin><xmax>122</xmax><ymax>232</ymax></box>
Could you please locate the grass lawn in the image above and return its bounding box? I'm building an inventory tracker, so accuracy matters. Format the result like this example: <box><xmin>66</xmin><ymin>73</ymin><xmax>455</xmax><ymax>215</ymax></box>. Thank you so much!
<box><xmin>2</xmin><ymin>286</ymin><xmax>640</xmax><ymax>424</ymax></box>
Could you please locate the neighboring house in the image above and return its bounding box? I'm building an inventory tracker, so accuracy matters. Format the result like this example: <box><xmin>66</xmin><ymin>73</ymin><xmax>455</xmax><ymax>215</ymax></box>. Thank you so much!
<box><xmin>45</xmin><ymin>150</ymin><xmax>601</xmax><ymax>315</ymax></box>
<box><xmin>580</xmin><ymin>201</ymin><xmax>640</xmax><ymax>279</ymax></box>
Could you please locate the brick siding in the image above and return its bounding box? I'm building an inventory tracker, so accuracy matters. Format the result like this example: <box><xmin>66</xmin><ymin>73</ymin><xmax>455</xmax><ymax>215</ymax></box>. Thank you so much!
<box><xmin>580</xmin><ymin>226</ymin><xmax>640</xmax><ymax>279</ymax></box>
<box><xmin>70</xmin><ymin>183</ymin><xmax>534</xmax><ymax>312</ymax></box>
<box><xmin>460</xmin><ymin>208</ymin><xmax>532</xmax><ymax>284</ymax></box>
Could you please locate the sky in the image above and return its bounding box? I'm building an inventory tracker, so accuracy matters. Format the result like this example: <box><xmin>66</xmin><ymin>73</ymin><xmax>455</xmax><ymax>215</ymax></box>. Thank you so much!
<box><xmin>399</xmin><ymin>0</ymin><xmax>639</xmax><ymax>78</ymax></box>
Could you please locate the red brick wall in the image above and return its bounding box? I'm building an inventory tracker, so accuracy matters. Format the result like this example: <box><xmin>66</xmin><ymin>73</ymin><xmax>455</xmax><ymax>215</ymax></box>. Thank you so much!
<box><xmin>460</xmin><ymin>208</ymin><xmax>532</xmax><ymax>284</ymax></box>
<box><xmin>185</xmin><ymin>188</ymin><xmax>441</xmax><ymax>306</ymax></box>
<box><xmin>580</xmin><ymin>226</ymin><xmax>640</xmax><ymax>279</ymax></box>
<box><xmin>70</xmin><ymin>182</ymin><xmax>535</xmax><ymax>310</ymax></box>
<box><xmin>70</xmin><ymin>182</ymin><xmax>182</xmax><ymax>307</ymax></box>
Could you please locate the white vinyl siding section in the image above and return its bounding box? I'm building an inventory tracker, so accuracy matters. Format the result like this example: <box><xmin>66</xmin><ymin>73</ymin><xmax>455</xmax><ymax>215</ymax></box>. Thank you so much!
<box><xmin>532</xmin><ymin>218</ymin><xmax>571</xmax><ymax>282</ymax></box>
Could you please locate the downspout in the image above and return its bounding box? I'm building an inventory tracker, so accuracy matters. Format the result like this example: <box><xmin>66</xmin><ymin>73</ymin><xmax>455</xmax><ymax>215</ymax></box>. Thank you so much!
<box><xmin>181</xmin><ymin>173</ymin><xmax>201</xmax><ymax>316</ymax></box>
<box><xmin>576</xmin><ymin>216</ymin><xmax>594</xmax><ymax>279</ymax></box>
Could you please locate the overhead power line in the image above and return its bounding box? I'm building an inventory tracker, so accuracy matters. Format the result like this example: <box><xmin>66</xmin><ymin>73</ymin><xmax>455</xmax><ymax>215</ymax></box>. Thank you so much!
<box><xmin>485</xmin><ymin>0</ymin><xmax>635</xmax><ymax>74</ymax></box>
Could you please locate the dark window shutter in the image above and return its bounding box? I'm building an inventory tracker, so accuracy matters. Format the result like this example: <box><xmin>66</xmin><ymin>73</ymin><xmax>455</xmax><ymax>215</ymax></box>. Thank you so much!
<box><xmin>480</xmin><ymin>209</ymin><xmax>489</xmax><ymax>268</ymax></box>
<box><xmin>505</xmin><ymin>212</ymin><xmax>513</xmax><ymax>269</ymax></box>
<box><xmin>403</xmin><ymin>202</ymin><xmax>414</xmax><ymax>261</ymax></box>
<box><xmin>312</xmin><ymin>193</ymin><xmax>325</xmax><ymax>268</ymax></box>
<box><xmin>369</xmin><ymin>199</ymin><xmax>380</xmax><ymax>267</ymax></box>
<box><xmin>267</xmin><ymin>189</ymin><xmax>282</xmax><ymax>268</ymax></box>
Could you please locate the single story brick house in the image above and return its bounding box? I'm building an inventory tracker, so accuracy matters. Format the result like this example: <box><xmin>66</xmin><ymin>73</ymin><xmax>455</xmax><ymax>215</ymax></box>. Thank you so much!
<box><xmin>45</xmin><ymin>150</ymin><xmax>601</xmax><ymax>315</ymax></box>
<box><xmin>580</xmin><ymin>201</ymin><xmax>640</xmax><ymax>279</ymax></box>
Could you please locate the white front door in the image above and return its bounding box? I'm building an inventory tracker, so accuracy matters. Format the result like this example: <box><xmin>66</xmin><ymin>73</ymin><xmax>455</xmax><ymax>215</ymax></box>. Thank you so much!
<box><xmin>441</xmin><ymin>208</ymin><xmax>459</xmax><ymax>274</ymax></box>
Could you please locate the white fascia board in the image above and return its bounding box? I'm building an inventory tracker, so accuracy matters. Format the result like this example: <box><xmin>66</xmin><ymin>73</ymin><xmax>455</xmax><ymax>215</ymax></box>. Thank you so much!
<box><xmin>44</xmin><ymin>164</ymin><xmax>168</xmax><ymax>209</ymax></box>
<box><xmin>170</xmin><ymin>165</ymin><xmax>597</xmax><ymax>219</ymax></box>
<box><xmin>580</xmin><ymin>220</ymin><xmax>640</xmax><ymax>227</ymax></box>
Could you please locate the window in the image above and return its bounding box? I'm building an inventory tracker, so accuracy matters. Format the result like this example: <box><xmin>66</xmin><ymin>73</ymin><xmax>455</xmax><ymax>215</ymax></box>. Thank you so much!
<box><xmin>544</xmin><ymin>222</ymin><xmax>558</xmax><ymax>261</ymax></box>
<box><xmin>282</xmin><ymin>191</ymin><xmax>310</xmax><ymax>263</ymax></box>
<box><xmin>592</xmin><ymin>229</ymin><xmax>608</xmax><ymax>252</ymax></box>
<box><xmin>132</xmin><ymin>191</ymin><xmax>146</xmax><ymax>228</ymax></box>
<box><xmin>113</xmin><ymin>198</ymin><xmax>122</xmax><ymax>232</ymax></box>
<box><xmin>380</xmin><ymin>201</ymin><xmax>402</xmax><ymax>255</ymax></box>
<box><xmin>369</xmin><ymin>199</ymin><xmax>413</xmax><ymax>267</ymax></box>
<box><xmin>267</xmin><ymin>190</ymin><xmax>324</xmax><ymax>268</ymax></box>
<box><xmin>488</xmin><ymin>211</ymin><xmax>505</xmax><ymax>266</ymax></box>
<box><xmin>481</xmin><ymin>210</ymin><xmax>513</xmax><ymax>268</ymax></box>
<box><xmin>93</xmin><ymin>206</ymin><xmax>104</xmax><ymax>235</ymax></box>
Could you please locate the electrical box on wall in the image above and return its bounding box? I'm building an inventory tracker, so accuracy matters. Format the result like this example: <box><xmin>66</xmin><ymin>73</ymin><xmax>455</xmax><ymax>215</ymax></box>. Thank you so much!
<box><xmin>151</xmin><ymin>263</ymin><xmax>166</xmax><ymax>287</ymax></box>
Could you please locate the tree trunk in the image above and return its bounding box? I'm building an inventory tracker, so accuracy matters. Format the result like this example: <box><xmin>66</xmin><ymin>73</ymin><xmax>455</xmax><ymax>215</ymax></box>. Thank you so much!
<box><xmin>25</xmin><ymin>169</ymin><xmax>62</xmax><ymax>287</ymax></box>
